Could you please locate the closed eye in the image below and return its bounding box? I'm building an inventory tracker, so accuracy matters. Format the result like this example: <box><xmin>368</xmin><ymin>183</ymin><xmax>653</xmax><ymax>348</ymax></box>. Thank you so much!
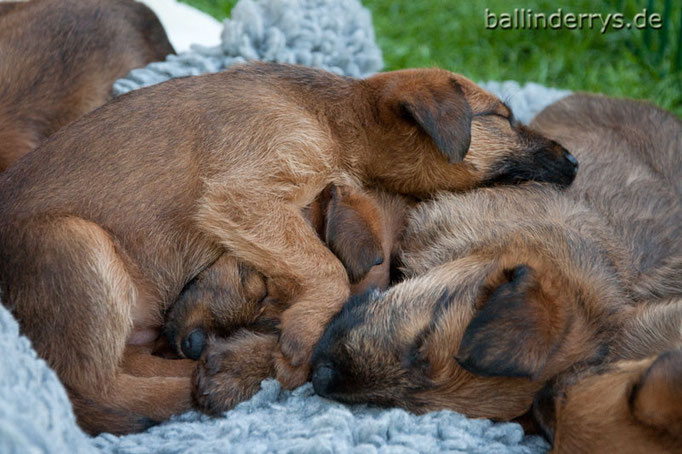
<box><xmin>473</xmin><ymin>112</ymin><xmax>514</xmax><ymax>128</ymax></box>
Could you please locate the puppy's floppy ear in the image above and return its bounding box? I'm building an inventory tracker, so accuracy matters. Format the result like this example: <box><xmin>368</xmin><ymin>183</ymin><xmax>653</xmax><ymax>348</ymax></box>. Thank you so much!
<box><xmin>631</xmin><ymin>350</ymin><xmax>682</xmax><ymax>439</ymax></box>
<box><xmin>323</xmin><ymin>185</ymin><xmax>384</xmax><ymax>284</ymax></box>
<box><xmin>399</xmin><ymin>80</ymin><xmax>472</xmax><ymax>163</ymax></box>
<box><xmin>455</xmin><ymin>265</ymin><xmax>563</xmax><ymax>380</ymax></box>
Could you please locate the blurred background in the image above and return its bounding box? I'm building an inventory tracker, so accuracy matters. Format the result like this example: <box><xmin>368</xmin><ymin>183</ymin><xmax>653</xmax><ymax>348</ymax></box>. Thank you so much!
<box><xmin>181</xmin><ymin>0</ymin><xmax>682</xmax><ymax>116</ymax></box>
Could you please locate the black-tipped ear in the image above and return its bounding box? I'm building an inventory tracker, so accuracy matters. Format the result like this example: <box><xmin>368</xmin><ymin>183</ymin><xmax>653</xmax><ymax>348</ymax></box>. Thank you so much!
<box><xmin>455</xmin><ymin>265</ymin><xmax>559</xmax><ymax>380</ymax></box>
<box><xmin>631</xmin><ymin>350</ymin><xmax>682</xmax><ymax>439</ymax></box>
<box><xmin>324</xmin><ymin>185</ymin><xmax>384</xmax><ymax>284</ymax></box>
<box><xmin>400</xmin><ymin>80</ymin><xmax>472</xmax><ymax>163</ymax></box>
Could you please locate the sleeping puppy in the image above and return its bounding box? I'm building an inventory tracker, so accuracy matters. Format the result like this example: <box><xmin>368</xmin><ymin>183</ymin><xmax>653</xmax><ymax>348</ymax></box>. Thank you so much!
<box><xmin>0</xmin><ymin>0</ymin><xmax>174</xmax><ymax>171</ymax></box>
<box><xmin>311</xmin><ymin>94</ymin><xmax>681</xmax><ymax>427</ymax></box>
<box><xmin>0</xmin><ymin>61</ymin><xmax>577</xmax><ymax>434</ymax></box>
<box><xmin>532</xmin><ymin>298</ymin><xmax>682</xmax><ymax>453</ymax></box>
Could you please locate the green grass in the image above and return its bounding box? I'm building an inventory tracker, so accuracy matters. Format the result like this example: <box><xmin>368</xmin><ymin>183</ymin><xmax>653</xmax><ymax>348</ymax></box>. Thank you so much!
<box><xmin>180</xmin><ymin>0</ymin><xmax>682</xmax><ymax>116</ymax></box>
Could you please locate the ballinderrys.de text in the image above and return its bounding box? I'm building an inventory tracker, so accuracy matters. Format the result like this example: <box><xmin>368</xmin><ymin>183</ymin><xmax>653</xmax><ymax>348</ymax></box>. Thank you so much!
<box><xmin>485</xmin><ymin>8</ymin><xmax>663</xmax><ymax>34</ymax></box>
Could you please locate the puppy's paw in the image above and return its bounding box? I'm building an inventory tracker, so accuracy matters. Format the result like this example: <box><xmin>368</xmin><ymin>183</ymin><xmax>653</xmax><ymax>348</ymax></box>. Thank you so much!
<box><xmin>192</xmin><ymin>333</ymin><xmax>274</xmax><ymax>415</ymax></box>
<box><xmin>272</xmin><ymin>348</ymin><xmax>311</xmax><ymax>389</ymax></box>
<box><xmin>277</xmin><ymin>307</ymin><xmax>326</xmax><ymax>367</ymax></box>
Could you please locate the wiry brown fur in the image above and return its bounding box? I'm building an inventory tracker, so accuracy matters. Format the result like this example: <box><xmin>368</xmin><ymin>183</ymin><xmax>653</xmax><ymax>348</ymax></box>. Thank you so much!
<box><xmin>0</xmin><ymin>62</ymin><xmax>575</xmax><ymax>434</ymax></box>
<box><xmin>0</xmin><ymin>0</ymin><xmax>174</xmax><ymax>171</ymax></box>
<box><xmin>311</xmin><ymin>94</ymin><xmax>681</xmax><ymax>426</ymax></box>
<box><xmin>532</xmin><ymin>298</ymin><xmax>682</xmax><ymax>453</ymax></box>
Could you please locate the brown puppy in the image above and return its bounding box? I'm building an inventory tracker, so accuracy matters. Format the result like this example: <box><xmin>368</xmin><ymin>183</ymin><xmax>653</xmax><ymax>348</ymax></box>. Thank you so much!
<box><xmin>532</xmin><ymin>298</ymin><xmax>682</xmax><ymax>453</ymax></box>
<box><xmin>0</xmin><ymin>62</ymin><xmax>576</xmax><ymax>434</ymax></box>
<box><xmin>311</xmin><ymin>94</ymin><xmax>681</xmax><ymax>422</ymax></box>
<box><xmin>0</xmin><ymin>0</ymin><xmax>174</xmax><ymax>171</ymax></box>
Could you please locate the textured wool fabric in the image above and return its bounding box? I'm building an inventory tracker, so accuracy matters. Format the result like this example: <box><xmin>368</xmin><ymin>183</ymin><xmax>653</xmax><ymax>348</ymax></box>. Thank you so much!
<box><xmin>113</xmin><ymin>0</ymin><xmax>384</xmax><ymax>95</ymax></box>
<box><xmin>0</xmin><ymin>0</ymin><xmax>571</xmax><ymax>452</ymax></box>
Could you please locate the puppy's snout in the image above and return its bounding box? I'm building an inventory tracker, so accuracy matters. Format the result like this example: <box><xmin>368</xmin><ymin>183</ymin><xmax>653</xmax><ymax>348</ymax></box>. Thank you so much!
<box><xmin>544</xmin><ymin>141</ymin><xmax>578</xmax><ymax>186</ymax></box>
<box><xmin>181</xmin><ymin>328</ymin><xmax>207</xmax><ymax>360</ymax></box>
<box><xmin>562</xmin><ymin>149</ymin><xmax>579</xmax><ymax>175</ymax></box>
<box><xmin>312</xmin><ymin>364</ymin><xmax>338</xmax><ymax>397</ymax></box>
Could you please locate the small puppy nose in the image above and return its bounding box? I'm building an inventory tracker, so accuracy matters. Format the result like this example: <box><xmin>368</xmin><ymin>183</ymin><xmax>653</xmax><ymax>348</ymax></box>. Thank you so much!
<box><xmin>312</xmin><ymin>364</ymin><xmax>337</xmax><ymax>397</ymax></box>
<box><xmin>181</xmin><ymin>328</ymin><xmax>206</xmax><ymax>360</ymax></box>
<box><xmin>563</xmin><ymin>150</ymin><xmax>579</xmax><ymax>174</ymax></box>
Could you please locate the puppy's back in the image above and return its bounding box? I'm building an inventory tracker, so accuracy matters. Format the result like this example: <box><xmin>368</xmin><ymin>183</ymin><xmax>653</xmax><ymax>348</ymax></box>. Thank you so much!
<box><xmin>532</xmin><ymin>94</ymin><xmax>682</xmax><ymax>299</ymax></box>
<box><xmin>0</xmin><ymin>0</ymin><xmax>174</xmax><ymax>170</ymax></box>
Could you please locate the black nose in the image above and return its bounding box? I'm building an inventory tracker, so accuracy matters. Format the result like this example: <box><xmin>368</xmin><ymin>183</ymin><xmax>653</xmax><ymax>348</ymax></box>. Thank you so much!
<box><xmin>312</xmin><ymin>364</ymin><xmax>337</xmax><ymax>397</ymax></box>
<box><xmin>563</xmin><ymin>150</ymin><xmax>579</xmax><ymax>175</ymax></box>
<box><xmin>181</xmin><ymin>328</ymin><xmax>206</xmax><ymax>360</ymax></box>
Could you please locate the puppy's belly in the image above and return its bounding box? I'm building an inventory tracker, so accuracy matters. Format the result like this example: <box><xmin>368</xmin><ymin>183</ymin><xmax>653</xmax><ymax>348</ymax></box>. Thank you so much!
<box><xmin>127</xmin><ymin>328</ymin><xmax>160</xmax><ymax>345</ymax></box>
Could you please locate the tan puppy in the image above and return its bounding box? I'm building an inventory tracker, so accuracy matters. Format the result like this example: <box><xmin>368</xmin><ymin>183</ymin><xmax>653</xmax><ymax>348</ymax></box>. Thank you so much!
<box><xmin>0</xmin><ymin>0</ymin><xmax>174</xmax><ymax>171</ymax></box>
<box><xmin>0</xmin><ymin>62</ymin><xmax>577</xmax><ymax>434</ymax></box>
<box><xmin>532</xmin><ymin>298</ymin><xmax>682</xmax><ymax>453</ymax></box>
<box><xmin>311</xmin><ymin>94</ymin><xmax>681</xmax><ymax>423</ymax></box>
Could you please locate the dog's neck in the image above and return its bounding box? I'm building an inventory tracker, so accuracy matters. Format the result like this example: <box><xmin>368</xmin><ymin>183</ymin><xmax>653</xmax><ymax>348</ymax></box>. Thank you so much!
<box><xmin>266</xmin><ymin>69</ymin><xmax>379</xmax><ymax>177</ymax></box>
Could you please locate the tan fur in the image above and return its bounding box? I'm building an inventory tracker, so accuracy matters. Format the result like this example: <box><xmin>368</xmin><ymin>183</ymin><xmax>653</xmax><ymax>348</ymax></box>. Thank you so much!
<box><xmin>0</xmin><ymin>62</ymin><xmax>576</xmax><ymax>434</ymax></box>
<box><xmin>530</xmin><ymin>300</ymin><xmax>682</xmax><ymax>453</ymax></box>
<box><xmin>311</xmin><ymin>94</ymin><xmax>681</xmax><ymax>429</ymax></box>
<box><xmin>0</xmin><ymin>0</ymin><xmax>174</xmax><ymax>171</ymax></box>
<box><xmin>534</xmin><ymin>314</ymin><xmax>682</xmax><ymax>453</ymax></box>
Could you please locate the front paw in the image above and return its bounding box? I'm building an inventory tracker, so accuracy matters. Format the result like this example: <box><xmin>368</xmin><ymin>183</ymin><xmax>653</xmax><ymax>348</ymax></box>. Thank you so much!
<box><xmin>272</xmin><ymin>348</ymin><xmax>311</xmax><ymax>389</ymax></box>
<box><xmin>277</xmin><ymin>307</ymin><xmax>327</xmax><ymax>367</ymax></box>
<box><xmin>192</xmin><ymin>334</ymin><xmax>273</xmax><ymax>415</ymax></box>
<box><xmin>273</xmin><ymin>310</ymin><xmax>325</xmax><ymax>388</ymax></box>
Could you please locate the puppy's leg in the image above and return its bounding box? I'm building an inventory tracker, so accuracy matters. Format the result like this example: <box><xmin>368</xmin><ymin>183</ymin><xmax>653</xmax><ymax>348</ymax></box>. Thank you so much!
<box><xmin>198</xmin><ymin>199</ymin><xmax>350</xmax><ymax>388</ymax></box>
<box><xmin>193</xmin><ymin>330</ymin><xmax>277</xmax><ymax>415</ymax></box>
<box><xmin>3</xmin><ymin>217</ymin><xmax>193</xmax><ymax>434</ymax></box>
<box><xmin>70</xmin><ymin>374</ymin><xmax>192</xmax><ymax>435</ymax></box>
<box><xmin>122</xmin><ymin>345</ymin><xmax>196</xmax><ymax>378</ymax></box>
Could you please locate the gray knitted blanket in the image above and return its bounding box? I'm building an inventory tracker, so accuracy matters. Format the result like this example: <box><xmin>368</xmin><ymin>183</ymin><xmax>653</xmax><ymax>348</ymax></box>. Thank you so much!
<box><xmin>1</xmin><ymin>0</ymin><xmax>569</xmax><ymax>452</ymax></box>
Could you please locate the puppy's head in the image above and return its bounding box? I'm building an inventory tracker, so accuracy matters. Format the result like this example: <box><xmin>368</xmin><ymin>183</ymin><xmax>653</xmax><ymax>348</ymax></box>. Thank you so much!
<box><xmin>361</xmin><ymin>69</ymin><xmax>578</xmax><ymax>194</ymax></box>
<box><xmin>533</xmin><ymin>351</ymin><xmax>682</xmax><ymax>453</ymax></box>
<box><xmin>311</xmin><ymin>187</ymin><xmax>628</xmax><ymax>419</ymax></box>
<box><xmin>165</xmin><ymin>254</ymin><xmax>269</xmax><ymax>359</ymax></box>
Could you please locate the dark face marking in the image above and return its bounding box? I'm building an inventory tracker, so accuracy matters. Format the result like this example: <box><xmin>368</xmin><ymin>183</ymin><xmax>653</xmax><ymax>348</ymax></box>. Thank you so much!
<box><xmin>482</xmin><ymin>124</ymin><xmax>579</xmax><ymax>188</ymax></box>
<box><xmin>311</xmin><ymin>287</ymin><xmax>430</xmax><ymax>408</ymax></box>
